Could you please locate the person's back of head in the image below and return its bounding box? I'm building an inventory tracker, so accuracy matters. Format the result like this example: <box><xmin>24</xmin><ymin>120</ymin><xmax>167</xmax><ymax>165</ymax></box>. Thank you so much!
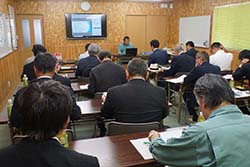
<box><xmin>84</xmin><ymin>43</ymin><xmax>91</xmax><ymax>52</ymax></box>
<box><xmin>196</xmin><ymin>51</ymin><xmax>209</xmax><ymax>65</ymax></box>
<box><xmin>185</xmin><ymin>41</ymin><xmax>195</xmax><ymax>50</ymax></box>
<box><xmin>32</xmin><ymin>44</ymin><xmax>47</xmax><ymax>57</ymax></box>
<box><xmin>88</xmin><ymin>43</ymin><xmax>101</xmax><ymax>56</ymax></box>
<box><xmin>98</xmin><ymin>50</ymin><xmax>112</xmax><ymax>62</ymax></box>
<box><xmin>17</xmin><ymin>80</ymin><xmax>72</xmax><ymax>141</ymax></box>
<box><xmin>150</xmin><ymin>39</ymin><xmax>160</xmax><ymax>49</ymax></box>
<box><xmin>238</xmin><ymin>49</ymin><xmax>250</xmax><ymax>60</ymax></box>
<box><xmin>34</xmin><ymin>52</ymin><xmax>57</xmax><ymax>76</ymax></box>
<box><xmin>174</xmin><ymin>44</ymin><xmax>184</xmax><ymax>55</ymax></box>
<box><xmin>194</xmin><ymin>74</ymin><xmax>234</xmax><ymax>117</ymax></box>
<box><xmin>210</xmin><ymin>42</ymin><xmax>222</xmax><ymax>54</ymax></box>
<box><xmin>127</xmin><ymin>58</ymin><xmax>148</xmax><ymax>79</ymax></box>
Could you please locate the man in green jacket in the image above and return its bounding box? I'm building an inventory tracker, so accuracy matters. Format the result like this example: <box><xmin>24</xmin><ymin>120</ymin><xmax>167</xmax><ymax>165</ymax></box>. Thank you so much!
<box><xmin>148</xmin><ymin>74</ymin><xmax>250</xmax><ymax>167</ymax></box>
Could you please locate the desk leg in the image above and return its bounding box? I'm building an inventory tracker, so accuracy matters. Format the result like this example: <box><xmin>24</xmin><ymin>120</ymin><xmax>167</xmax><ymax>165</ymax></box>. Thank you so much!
<box><xmin>177</xmin><ymin>85</ymin><xmax>183</xmax><ymax>123</ymax></box>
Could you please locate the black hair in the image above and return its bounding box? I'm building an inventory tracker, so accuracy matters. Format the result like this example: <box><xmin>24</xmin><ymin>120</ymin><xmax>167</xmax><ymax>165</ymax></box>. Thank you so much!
<box><xmin>123</xmin><ymin>36</ymin><xmax>130</xmax><ymax>41</ymax></box>
<box><xmin>32</xmin><ymin>44</ymin><xmax>47</xmax><ymax>57</ymax></box>
<box><xmin>85</xmin><ymin>43</ymin><xmax>91</xmax><ymax>51</ymax></box>
<box><xmin>128</xmin><ymin>58</ymin><xmax>147</xmax><ymax>78</ymax></box>
<box><xmin>211</xmin><ymin>42</ymin><xmax>222</xmax><ymax>49</ymax></box>
<box><xmin>98</xmin><ymin>50</ymin><xmax>112</xmax><ymax>61</ymax></box>
<box><xmin>150</xmin><ymin>39</ymin><xmax>160</xmax><ymax>48</ymax></box>
<box><xmin>17</xmin><ymin>80</ymin><xmax>72</xmax><ymax>141</ymax></box>
<box><xmin>194</xmin><ymin>74</ymin><xmax>234</xmax><ymax>109</ymax></box>
<box><xmin>186</xmin><ymin>41</ymin><xmax>195</xmax><ymax>47</ymax></box>
<box><xmin>34</xmin><ymin>52</ymin><xmax>57</xmax><ymax>74</ymax></box>
<box><xmin>238</xmin><ymin>49</ymin><xmax>250</xmax><ymax>60</ymax></box>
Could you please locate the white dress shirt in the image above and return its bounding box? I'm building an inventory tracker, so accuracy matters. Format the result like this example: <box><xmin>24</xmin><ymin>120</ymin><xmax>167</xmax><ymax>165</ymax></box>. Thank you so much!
<box><xmin>79</xmin><ymin>51</ymin><xmax>89</xmax><ymax>60</ymax></box>
<box><xmin>210</xmin><ymin>50</ymin><xmax>233</xmax><ymax>71</ymax></box>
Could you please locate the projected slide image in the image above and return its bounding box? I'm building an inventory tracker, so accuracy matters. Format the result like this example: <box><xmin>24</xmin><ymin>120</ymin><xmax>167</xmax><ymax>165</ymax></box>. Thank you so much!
<box><xmin>72</xmin><ymin>19</ymin><xmax>92</xmax><ymax>37</ymax></box>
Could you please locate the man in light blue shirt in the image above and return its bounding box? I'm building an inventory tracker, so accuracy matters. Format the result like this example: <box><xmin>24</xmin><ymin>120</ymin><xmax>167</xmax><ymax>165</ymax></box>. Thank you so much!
<box><xmin>148</xmin><ymin>74</ymin><xmax>250</xmax><ymax>167</ymax></box>
<box><xmin>118</xmin><ymin>36</ymin><xmax>134</xmax><ymax>55</ymax></box>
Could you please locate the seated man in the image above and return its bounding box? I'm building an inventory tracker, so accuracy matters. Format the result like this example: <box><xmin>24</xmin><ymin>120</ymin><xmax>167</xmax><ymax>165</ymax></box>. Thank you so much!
<box><xmin>79</xmin><ymin>43</ymin><xmax>90</xmax><ymax>60</ymax></box>
<box><xmin>21</xmin><ymin>44</ymin><xmax>47</xmax><ymax>81</ymax></box>
<box><xmin>233</xmin><ymin>49</ymin><xmax>250</xmax><ymax>81</ymax></box>
<box><xmin>183</xmin><ymin>51</ymin><xmax>221</xmax><ymax>121</ymax></box>
<box><xmin>88</xmin><ymin>50</ymin><xmax>127</xmax><ymax>97</ymax></box>
<box><xmin>75</xmin><ymin>43</ymin><xmax>101</xmax><ymax>77</ymax></box>
<box><xmin>162</xmin><ymin>44</ymin><xmax>195</xmax><ymax>77</ymax></box>
<box><xmin>148</xmin><ymin>74</ymin><xmax>250</xmax><ymax>167</ymax></box>
<box><xmin>210</xmin><ymin>42</ymin><xmax>233</xmax><ymax>71</ymax></box>
<box><xmin>118</xmin><ymin>36</ymin><xmax>134</xmax><ymax>55</ymax></box>
<box><xmin>0</xmin><ymin>80</ymin><xmax>99</xmax><ymax>167</ymax></box>
<box><xmin>147</xmin><ymin>39</ymin><xmax>169</xmax><ymax>67</ymax></box>
<box><xmin>101</xmin><ymin>58</ymin><xmax>168</xmax><ymax>123</ymax></box>
<box><xmin>11</xmin><ymin>53</ymin><xmax>81</xmax><ymax>128</ymax></box>
<box><xmin>185</xmin><ymin>41</ymin><xmax>198</xmax><ymax>59</ymax></box>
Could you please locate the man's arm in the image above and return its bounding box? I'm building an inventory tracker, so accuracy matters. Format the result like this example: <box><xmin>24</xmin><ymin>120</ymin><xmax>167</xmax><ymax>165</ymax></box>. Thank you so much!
<box><xmin>101</xmin><ymin>90</ymin><xmax>115</xmax><ymax>119</ymax></box>
<box><xmin>88</xmin><ymin>71</ymin><xmax>97</xmax><ymax>98</ymax></box>
<box><xmin>149</xmin><ymin>125</ymin><xmax>215</xmax><ymax>166</ymax></box>
<box><xmin>183</xmin><ymin>67</ymin><xmax>201</xmax><ymax>85</ymax></box>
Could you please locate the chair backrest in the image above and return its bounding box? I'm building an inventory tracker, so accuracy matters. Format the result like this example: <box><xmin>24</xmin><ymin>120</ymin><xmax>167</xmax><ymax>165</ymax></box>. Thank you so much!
<box><xmin>107</xmin><ymin>121</ymin><xmax>161</xmax><ymax>136</ymax></box>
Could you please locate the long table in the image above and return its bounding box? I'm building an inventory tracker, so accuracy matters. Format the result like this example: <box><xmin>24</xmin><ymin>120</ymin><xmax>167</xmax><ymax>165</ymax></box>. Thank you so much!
<box><xmin>70</xmin><ymin>131</ymin><xmax>162</xmax><ymax>167</ymax></box>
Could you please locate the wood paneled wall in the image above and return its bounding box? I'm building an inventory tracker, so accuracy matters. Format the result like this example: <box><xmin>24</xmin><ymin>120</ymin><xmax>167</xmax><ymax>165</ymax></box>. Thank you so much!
<box><xmin>15</xmin><ymin>0</ymin><xmax>171</xmax><ymax>60</ymax></box>
<box><xmin>0</xmin><ymin>0</ymin><xmax>24</xmax><ymax>112</ymax></box>
<box><xmin>168</xmin><ymin>0</ymin><xmax>250</xmax><ymax>70</ymax></box>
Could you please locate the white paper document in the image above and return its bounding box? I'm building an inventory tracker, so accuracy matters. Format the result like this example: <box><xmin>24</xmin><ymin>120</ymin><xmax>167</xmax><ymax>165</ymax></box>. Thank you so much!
<box><xmin>165</xmin><ymin>75</ymin><xmax>187</xmax><ymax>84</ymax></box>
<box><xmin>130</xmin><ymin>126</ymin><xmax>186</xmax><ymax>160</ymax></box>
<box><xmin>232</xmin><ymin>88</ymin><xmax>250</xmax><ymax>98</ymax></box>
<box><xmin>222</xmin><ymin>74</ymin><xmax>233</xmax><ymax>80</ymax></box>
<box><xmin>79</xmin><ymin>84</ymin><xmax>89</xmax><ymax>90</ymax></box>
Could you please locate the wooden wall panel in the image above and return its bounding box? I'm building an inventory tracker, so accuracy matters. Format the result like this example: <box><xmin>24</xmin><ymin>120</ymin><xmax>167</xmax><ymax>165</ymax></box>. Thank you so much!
<box><xmin>0</xmin><ymin>0</ymin><xmax>28</xmax><ymax>112</ymax></box>
<box><xmin>168</xmin><ymin>0</ymin><xmax>250</xmax><ymax>70</ymax></box>
<box><xmin>15</xmin><ymin>0</ymin><xmax>170</xmax><ymax>59</ymax></box>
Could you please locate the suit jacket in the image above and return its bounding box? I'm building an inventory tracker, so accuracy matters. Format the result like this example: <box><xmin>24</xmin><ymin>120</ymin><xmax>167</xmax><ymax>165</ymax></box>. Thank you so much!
<box><xmin>186</xmin><ymin>48</ymin><xmax>198</xmax><ymax>59</ymax></box>
<box><xmin>148</xmin><ymin>49</ymin><xmax>170</xmax><ymax>66</ymax></box>
<box><xmin>0</xmin><ymin>138</ymin><xmax>99</xmax><ymax>167</ymax></box>
<box><xmin>21</xmin><ymin>61</ymin><xmax>36</xmax><ymax>81</ymax></box>
<box><xmin>88</xmin><ymin>60</ymin><xmax>127</xmax><ymax>96</ymax></box>
<box><xmin>53</xmin><ymin>73</ymin><xmax>72</xmax><ymax>89</ymax></box>
<box><xmin>101</xmin><ymin>79</ymin><xmax>168</xmax><ymax>123</ymax></box>
<box><xmin>10</xmin><ymin>77</ymin><xmax>81</xmax><ymax>128</ymax></box>
<box><xmin>163</xmin><ymin>53</ymin><xmax>195</xmax><ymax>77</ymax></box>
<box><xmin>233</xmin><ymin>63</ymin><xmax>250</xmax><ymax>81</ymax></box>
<box><xmin>184</xmin><ymin>62</ymin><xmax>221</xmax><ymax>85</ymax></box>
<box><xmin>75</xmin><ymin>55</ymin><xmax>100</xmax><ymax>78</ymax></box>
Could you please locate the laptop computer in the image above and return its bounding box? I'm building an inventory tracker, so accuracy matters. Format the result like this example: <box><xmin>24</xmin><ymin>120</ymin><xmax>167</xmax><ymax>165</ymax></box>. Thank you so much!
<box><xmin>125</xmin><ymin>48</ymin><xmax>138</xmax><ymax>56</ymax></box>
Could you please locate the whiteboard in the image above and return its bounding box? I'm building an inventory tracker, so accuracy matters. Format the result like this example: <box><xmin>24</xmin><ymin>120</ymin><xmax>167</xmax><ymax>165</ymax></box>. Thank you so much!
<box><xmin>179</xmin><ymin>15</ymin><xmax>211</xmax><ymax>48</ymax></box>
<box><xmin>0</xmin><ymin>13</ymin><xmax>12</xmax><ymax>59</ymax></box>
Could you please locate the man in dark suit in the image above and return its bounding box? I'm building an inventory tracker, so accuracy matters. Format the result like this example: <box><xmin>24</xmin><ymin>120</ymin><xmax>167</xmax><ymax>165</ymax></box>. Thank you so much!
<box><xmin>148</xmin><ymin>39</ymin><xmax>169</xmax><ymax>67</ymax></box>
<box><xmin>233</xmin><ymin>49</ymin><xmax>250</xmax><ymax>81</ymax></box>
<box><xmin>185</xmin><ymin>41</ymin><xmax>198</xmax><ymax>59</ymax></box>
<box><xmin>102</xmin><ymin>58</ymin><xmax>168</xmax><ymax>123</ymax></box>
<box><xmin>0</xmin><ymin>80</ymin><xmax>99</xmax><ymax>167</ymax></box>
<box><xmin>88</xmin><ymin>50</ymin><xmax>127</xmax><ymax>97</ymax></box>
<box><xmin>11</xmin><ymin>53</ymin><xmax>81</xmax><ymax>128</ymax></box>
<box><xmin>75</xmin><ymin>43</ymin><xmax>101</xmax><ymax>78</ymax></box>
<box><xmin>163</xmin><ymin>44</ymin><xmax>195</xmax><ymax>77</ymax></box>
<box><xmin>21</xmin><ymin>44</ymin><xmax>47</xmax><ymax>81</ymax></box>
<box><xmin>183</xmin><ymin>51</ymin><xmax>221</xmax><ymax>121</ymax></box>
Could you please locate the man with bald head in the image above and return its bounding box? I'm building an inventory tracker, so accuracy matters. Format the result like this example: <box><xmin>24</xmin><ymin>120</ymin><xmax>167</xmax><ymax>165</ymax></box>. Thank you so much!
<box><xmin>76</xmin><ymin>43</ymin><xmax>101</xmax><ymax>77</ymax></box>
<box><xmin>162</xmin><ymin>44</ymin><xmax>195</xmax><ymax>77</ymax></box>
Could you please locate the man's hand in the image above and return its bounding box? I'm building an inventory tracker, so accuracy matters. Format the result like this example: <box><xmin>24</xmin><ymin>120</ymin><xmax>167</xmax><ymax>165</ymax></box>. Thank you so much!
<box><xmin>148</xmin><ymin>130</ymin><xmax>161</xmax><ymax>141</ymax></box>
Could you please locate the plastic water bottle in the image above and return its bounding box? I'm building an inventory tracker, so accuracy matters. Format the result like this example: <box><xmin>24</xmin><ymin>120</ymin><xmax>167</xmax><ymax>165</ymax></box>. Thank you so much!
<box><xmin>198</xmin><ymin>112</ymin><xmax>205</xmax><ymax>122</ymax></box>
<box><xmin>229</xmin><ymin>78</ymin><xmax>234</xmax><ymax>88</ymax></box>
<box><xmin>7</xmin><ymin>99</ymin><xmax>12</xmax><ymax>118</ymax></box>
<box><xmin>59</xmin><ymin>131</ymin><xmax>69</xmax><ymax>148</ymax></box>
<box><xmin>23</xmin><ymin>74</ymin><xmax>28</xmax><ymax>87</ymax></box>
